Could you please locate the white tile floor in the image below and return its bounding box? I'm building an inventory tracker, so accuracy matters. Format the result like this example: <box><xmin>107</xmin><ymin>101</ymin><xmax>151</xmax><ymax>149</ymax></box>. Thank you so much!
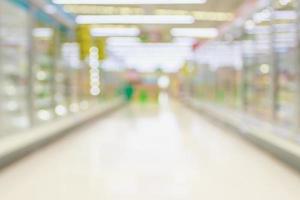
<box><xmin>0</xmin><ymin>97</ymin><xmax>300</xmax><ymax>200</ymax></box>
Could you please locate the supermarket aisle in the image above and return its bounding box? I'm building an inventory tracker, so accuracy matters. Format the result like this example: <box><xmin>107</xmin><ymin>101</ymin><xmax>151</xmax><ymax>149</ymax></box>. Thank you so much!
<box><xmin>0</xmin><ymin>95</ymin><xmax>299</xmax><ymax>200</ymax></box>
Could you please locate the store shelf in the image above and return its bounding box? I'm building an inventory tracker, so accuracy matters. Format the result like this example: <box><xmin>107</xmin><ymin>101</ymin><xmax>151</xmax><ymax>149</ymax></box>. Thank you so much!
<box><xmin>182</xmin><ymin>97</ymin><xmax>300</xmax><ymax>172</ymax></box>
<box><xmin>0</xmin><ymin>98</ymin><xmax>126</xmax><ymax>170</ymax></box>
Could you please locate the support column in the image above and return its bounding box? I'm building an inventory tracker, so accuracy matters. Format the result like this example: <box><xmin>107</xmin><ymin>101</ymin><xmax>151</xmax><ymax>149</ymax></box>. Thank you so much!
<box><xmin>51</xmin><ymin>24</ymin><xmax>60</xmax><ymax>118</ymax></box>
<box><xmin>26</xmin><ymin>5</ymin><xmax>36</xmax><ymax>127</ymax></box>
<box><xmin>270</xmin><ymin>1</ymin><xmax>279</xmax><ymax>121</ymax></box>
<box><xmin>295</xmin><ymin>0</ymin><xmax>300</xmax><ymax>132</ymax></box>
<box><xmin>240</xmin><ymin>41</ymin><xmax>248</xmax><ymax>112</ymax></box>
<box><xmin>0</xmin><ymin>2</ymin><xmax>4</xmax><ymax>133</ymax></box>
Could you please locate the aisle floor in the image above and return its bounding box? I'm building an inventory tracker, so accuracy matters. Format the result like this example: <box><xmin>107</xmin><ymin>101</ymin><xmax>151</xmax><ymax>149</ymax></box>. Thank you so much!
<box><xmin>0</xmin><ymin>97</ymin><xmax>300</xmax><ymax>200</ymax></box>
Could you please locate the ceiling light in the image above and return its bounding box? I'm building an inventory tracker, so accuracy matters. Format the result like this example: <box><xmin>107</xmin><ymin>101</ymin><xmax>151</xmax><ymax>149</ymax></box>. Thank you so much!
<box><xmin>44</xmin><ymin>4</ymin><xmax>57</xmax><ymax>14</ymax></box>
<box><xmin>274</xmin><ymin>10</ymin><xmax>297</xmax><ymax>20</ymax></box>
<box><xmin>253</xmin><ymin>9</ymin><xmax>271</xmax><ymax>23</ymax></box>
<box><xmin>192</xmin><ymin>11</ymin><xmax>234</xmax><ymax>21</ymax></box>
<box><xmin>91</xmin><ymin>28</ymin><xmax>140</xmax><ymax>37</ymax></box>
<box><xmin>63</xmin><ymin>6</ymin><xmax>233</xmax><ymax>22</ymax></box>
<box><xmin>245</xmin><ymin>20</ymin><xmax>255</xmax><ymax>31</ymax></box>
<box><xmin>107</xmin><ymin>37</ymin><xmax>141</xmax><ymax>45</ymax></box>
<box><xmin>173</xmin><ymin>37</ymin><xmax>197</xmax><ymax>45</ymax></box>
<box><xmin>155</xmin><ymin>9</ymin><xmax>234</xmax><ymax>21</ymax></box>
<box><xmin>171</xmin><ymin>28</ymin><xmax>219</xmax><ymax>38</ymax></box>
<box><xmin>63</xmin><ymin>5</ymin><xmax>144</xmax><ymax>15</ymax></box>
<box><xmin>76</xmin><ymin>15</ymin><xmax>195</xmax><ymax>24</ymax></box>
<box><xmin>33</xmin><ymin>28</ymin><xmax>54</xmax><ymax>38</ymax></box>
<box><xmin>54</xmin><ymin>0</ymin><xmax>207</xmax><ymax>5</ymax></box>
<box><xmin>278</xmin><ymin>0</ymin><xmax>291</xmax><ymax>6</ymax></box>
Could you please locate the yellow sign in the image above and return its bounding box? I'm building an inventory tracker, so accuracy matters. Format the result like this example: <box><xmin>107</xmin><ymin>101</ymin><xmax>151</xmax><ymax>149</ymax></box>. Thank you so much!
<box><xmin>76</xmin><ymin>25</ymin><xmax>92</xmax><ymax>60</ymax></box>
<box><xmin>96</xmin><ymin>38</ymin><xmax>107</xmax><ymax>61</ymax></box>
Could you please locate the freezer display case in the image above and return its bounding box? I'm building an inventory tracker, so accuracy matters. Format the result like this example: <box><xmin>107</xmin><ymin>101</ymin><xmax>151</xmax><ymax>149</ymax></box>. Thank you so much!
<box><xmin>54</xmin><ymin>29</ymin><xmax>74</xmax><ymax>117</ymax></box>
<box><xmin>62</xmin><ymin>43</ymin><xmax>83</xmax><ymax>113</ymax></box>
<box><xmin>32</xmin><ymin>20</ymin><xmax>55</xmax><ymax>123</ymax></box>
<box><xmin>273</xmin><ymin>1</ymin><xmax>298</xmax><ymax>128</ymax></box>
<box><xmin>0</xmin><ymin>0</ymin><xmax>30</xmax><ymax>135</ymax></box>
<box><xmin>191</xmin><ymin>39</ymin><xmax>243</xmax><ymax>109</ymax></box>
<box><xmin>214</xmin><ymin>40</ymin><xmax>242</xmax><ymax>108</ymax></box>
<box><xmin>242</xmin><ymin>9</ymin><xmax>273</xmax><ymax>120</ymax></box>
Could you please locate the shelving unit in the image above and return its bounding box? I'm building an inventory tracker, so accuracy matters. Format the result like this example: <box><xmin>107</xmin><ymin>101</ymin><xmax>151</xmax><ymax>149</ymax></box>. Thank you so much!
<box><xmin>0</xmin><ymin>1</ymin><xmax>30</xmax><ymax>135</ymax></box>
<box><xmin>32</xmin><ymin>26</ymin><xmax>55</xmax><ymax>123</ymax></box>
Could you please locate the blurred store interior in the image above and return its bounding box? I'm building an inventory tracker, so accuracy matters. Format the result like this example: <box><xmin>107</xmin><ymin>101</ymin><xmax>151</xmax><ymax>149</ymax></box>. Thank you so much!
<box><xmin>0</xmin><ymin>0</ymin><xmax>300</xmax><ymax>199</ymax></box>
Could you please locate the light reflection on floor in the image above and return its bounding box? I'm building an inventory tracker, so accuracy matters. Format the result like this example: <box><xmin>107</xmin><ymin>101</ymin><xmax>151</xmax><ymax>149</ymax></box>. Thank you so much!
<box><xmin>0</xmin><ymin>95</ymin><xmax>299</xmax><ymax>200</ymax></box>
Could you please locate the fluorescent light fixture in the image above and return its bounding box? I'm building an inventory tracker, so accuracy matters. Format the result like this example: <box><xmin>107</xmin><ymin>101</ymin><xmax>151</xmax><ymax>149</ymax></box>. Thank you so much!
<box><xmin>279</xmin><ymin>0</ymin><xmax>291</xmax><ymax>6</ymax></box>
<box><xmin>173</xmin><ymin>37</ymin><xmax>197</xmax><ymax>45</ymax></box>
<box><xmin>44</xmin><ymin>4</ymin><xmax>57</xmax><ymax>14</ymax></box>
<box><xmin>33</xmin><ymin>28</ymin><xmax>53</xmax><ymax>38</ymax></box>
<box><xmin>91</xmin><ymin>28</ymin><xmax>140</xmax><ymax>37</ymax></box>
<box><xmin>274</xmin><ymin>10</ymin><xmax>297</xmax><ymax>20</ymax></box>
<box><xmin>245</xmin><ymin>20</ymin><xmax>255</xmax><ymax>31</ymax></box>
<box><xmin>64</xmin><ymin>5</ymin><xmax>144</xmax><ymax>15</ymax></box>
<box><xmin>76</xmin><ymin>15</ymin><xmax>195</xmax><ymax>24</ymax></box>
<box><xmin>107</xmin><ymin>37</ymin><xmax>141</xmax><ymax>45</ymax></box>
<box><xmin>253</xmin><ymin>9</ymin><xmax>271</xmax><ymax>23</ymax></box>
<box><xmin>64</xmin><ymin>5</ymin><xmax>233</xmax><ymax>22</ymax></box>
<box><xmin>171</xmin><ymin>28</ymin><xmax>218</xmax><ymax>38</ymax></box>
<box><xmin>54</xmin><ymin>0</ymin><xmax>207</xmax><ymax>5</ymax></box>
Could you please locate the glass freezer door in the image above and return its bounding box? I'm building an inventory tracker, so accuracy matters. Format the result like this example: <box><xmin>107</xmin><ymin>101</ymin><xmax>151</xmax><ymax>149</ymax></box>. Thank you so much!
<box><xmin>0</xmin><ymin>0</ymin><xmax>30</xmax><ymax>136</ymax></box>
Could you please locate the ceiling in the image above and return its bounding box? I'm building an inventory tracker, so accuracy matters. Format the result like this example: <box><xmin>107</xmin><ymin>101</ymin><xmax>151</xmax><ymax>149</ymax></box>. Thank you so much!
<box><xmin>57</xmin><ymin>0</ymin><xmax>247</xmax><ymax>28</ymax></box>
<box><xmin>52</xmin><ymin>0</ymin><xmax>249</xmax><ymax>72</ymax></box>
